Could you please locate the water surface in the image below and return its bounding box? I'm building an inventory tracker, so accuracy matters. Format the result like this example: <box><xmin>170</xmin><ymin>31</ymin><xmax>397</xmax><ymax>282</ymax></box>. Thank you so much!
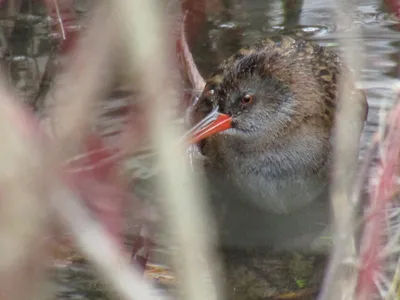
<box><xmin>3</xmin><ymin>0</ymin><xmax>400</xmax><ymax>299</ymax></box>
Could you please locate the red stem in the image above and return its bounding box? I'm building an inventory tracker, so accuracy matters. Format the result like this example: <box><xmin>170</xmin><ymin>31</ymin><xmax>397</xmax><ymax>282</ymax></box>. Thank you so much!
<box><xmin>357</xmin><ymin>100</ymin><xmax>400</xmax><ymax>299</ymax></box>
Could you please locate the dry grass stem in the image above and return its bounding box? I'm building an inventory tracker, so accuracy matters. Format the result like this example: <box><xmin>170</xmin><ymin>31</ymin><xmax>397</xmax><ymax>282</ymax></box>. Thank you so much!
<box><xmin>0</xmin><ymin>71</ymin><xmax>49</xmax><ymax>300</ymax></box>
<box><xmin>52</xmin><ymin>186</ymin><xmax>170</xmax><ymax>300</ymax></box>
<box><xmin>112</xmin><ymin>1</ymin><xmax>224</xmax><ymax>300</ymax></box>
<box><xmin>319</xmin><ymin>1</ymin><xmax>366</xmax><ymax>299</ymax></box>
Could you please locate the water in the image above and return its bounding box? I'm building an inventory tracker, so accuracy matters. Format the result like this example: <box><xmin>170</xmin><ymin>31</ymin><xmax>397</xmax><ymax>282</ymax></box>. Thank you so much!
<box><xmin>191</xmin><ymin>0</ymin><xmax>400</xmax><ymax>157</ymax></box>
<box><xmin>3</xmin><ymin>0</ymin><xmax>400</xmax><ymax>299</ymax></box>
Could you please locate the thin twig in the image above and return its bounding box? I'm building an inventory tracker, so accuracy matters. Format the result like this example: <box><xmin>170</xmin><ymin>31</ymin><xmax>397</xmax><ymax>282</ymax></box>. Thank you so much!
<box><xmin>52</xmin><ymin>0</ymin><xmax>66</xmax><ymax>40</ymax></box>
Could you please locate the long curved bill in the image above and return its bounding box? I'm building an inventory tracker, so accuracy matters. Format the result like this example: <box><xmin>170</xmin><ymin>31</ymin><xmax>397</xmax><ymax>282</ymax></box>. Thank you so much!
<box><xmin>190</xmin><ymin>113</ymin><xmax>232</xmax><ymax>144</ymax></box>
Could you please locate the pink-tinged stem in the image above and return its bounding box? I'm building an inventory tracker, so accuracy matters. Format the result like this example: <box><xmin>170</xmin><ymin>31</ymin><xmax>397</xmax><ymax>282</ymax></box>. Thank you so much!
<box><xmin>64</xmin><ymin>133</ymin><xmax>126</xmax><ymax>247</ymax></box>
<box><xmin>384</xmin><ymin>0</ymin><xmax>400</xmax><ymax>19</ymax></box>
<box><xmin>180</xmin><ymin>0</ymin><xmax>206</xmax><ymax>49</ymax></box>
<box><xmin>356</xmin><ymin>100</ymin><xmax>400</xmax><ymax>299</ymax></box>
<box><xmin>357</xmin><ymin>2</ymin><xmax>400</xmax><ymax>293</ymax></box>
<box><xmin>176</xmin><ymin>11</ymin><xmax>206</xmax><ymax>94</ymax></box>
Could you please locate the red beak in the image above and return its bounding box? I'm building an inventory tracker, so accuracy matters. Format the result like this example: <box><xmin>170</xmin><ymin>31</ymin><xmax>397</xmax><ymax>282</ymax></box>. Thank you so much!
<box><xmin>190</xmin><ymin>113</ymin><xmax>232</xmax><ymax>144</ymax></box>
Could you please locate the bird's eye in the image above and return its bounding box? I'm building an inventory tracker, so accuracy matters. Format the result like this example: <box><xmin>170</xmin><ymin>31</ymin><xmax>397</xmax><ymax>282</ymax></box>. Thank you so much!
<box><xmin>204</xmin><ymin>89</ymin><xmax>215</xmax><ymax>98</ymax></box>
<box><xmin>241</xmin><ymin>94</ymin><xmax>254</xmax><ymax>105</ymax></box>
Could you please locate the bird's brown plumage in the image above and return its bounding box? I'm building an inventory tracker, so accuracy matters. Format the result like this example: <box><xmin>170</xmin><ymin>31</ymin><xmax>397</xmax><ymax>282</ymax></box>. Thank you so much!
<box><xmin>190</xmin><ymin>35</ymin><xmax>368</xmax><ymax>250</ymax></box>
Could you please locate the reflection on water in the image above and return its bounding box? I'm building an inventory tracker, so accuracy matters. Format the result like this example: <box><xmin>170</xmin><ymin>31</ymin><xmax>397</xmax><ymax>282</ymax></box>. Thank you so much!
<box><xmin>3</xmin><ymin>0</ymin><xmax>400</xmax><ymax>299</ymax></box>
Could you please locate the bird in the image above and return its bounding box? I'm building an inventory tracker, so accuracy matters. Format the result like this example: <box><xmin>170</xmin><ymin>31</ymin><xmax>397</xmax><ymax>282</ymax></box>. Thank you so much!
<box><xmin>188</xmin><ymin>35</ymin><xmax>368</xmax><ymax>251</ymax></box>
